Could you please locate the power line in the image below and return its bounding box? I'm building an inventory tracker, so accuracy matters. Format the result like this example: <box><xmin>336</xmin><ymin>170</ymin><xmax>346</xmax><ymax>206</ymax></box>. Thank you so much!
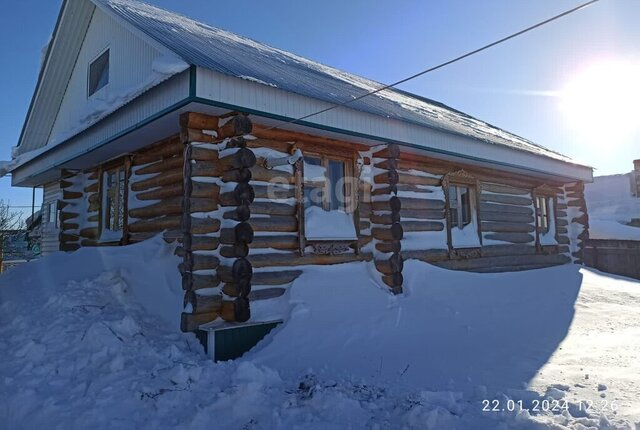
<box><xmin>265</xmin><ymin>0</ymin><xmax>600</xmax><ymax>131</ymax></box>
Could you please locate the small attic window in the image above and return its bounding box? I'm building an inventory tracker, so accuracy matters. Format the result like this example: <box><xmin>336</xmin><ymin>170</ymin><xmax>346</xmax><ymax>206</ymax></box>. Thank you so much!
<box><xmin>88</xmin><ymin>49</ymin><xmax>109</xmax><ymax>96</ymax></box>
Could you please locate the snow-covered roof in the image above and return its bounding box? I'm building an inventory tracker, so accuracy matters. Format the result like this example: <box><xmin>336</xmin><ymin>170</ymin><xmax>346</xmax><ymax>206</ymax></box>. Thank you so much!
<box><xmin>95</xmin><ymin>0</ymin><xmax>574</xmax><ymax>164</ymax></box>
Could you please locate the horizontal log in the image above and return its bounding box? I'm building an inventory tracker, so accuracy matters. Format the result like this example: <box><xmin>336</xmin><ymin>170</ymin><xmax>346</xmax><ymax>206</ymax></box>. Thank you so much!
<box><xmin>249</xmin><ymin>252</ymin><xmax>373</xmax><ymax>268</ymax></box>
<box><xmin>557</xmin><ymin>235</ymin><xmax>570</xmax><ymax>245</ymax></box>
<box><xmin>480</xmin><ymin>244</ymin><xmax>536</xmax><ymax>257</ymax></box>
<box><xmin>480</xmin><ymin>203</ymin><xmax>533</xmax><ymax>216</ymax></box>
<box><xmin>79</xmin><ymin>227</ymin><xmax>100</xmax><ymax>240</ymax></box>
<box><xmin>181</xmin><ymin>128</ymin><xmax>215</xmax><ymax>144</ymax></box>
<box><xmin>87</xmin><ymin>214</ymin><xmax>99</xmax><ymax>223</ymax></box>
<box><xmin>87</xmin><ymin>201</ymin><xmax>101</xmax><ymax>213</ymax></box>
<box><xmin>191</xmin><ymin>217</ymin><xmax>221</xmax><ymax>234</ymax></box>
<box><xmin>218</xmin><ymin>148</ymin><xmax>256</xmax><ymax>171</ymax></box>
<box><xmin>381</xmin><ymin>273</ymin><xmax>403</xmax><ymax>293</ymax></box>
<box><xmin>480</xmin><ymin>193</ymin><xmax>532</xmax><ymax>206</ymax></box>
<box><xmin>63</xmin><ymin>190</ymin><xmax>83</xmax><ymax>200</ymax></box>
<box><xmin>184</xmin><ymin>291</ymin><xmax>222</xmax><ymax>314</ymax></box>
<box><xmin>483</xmin><ymin>232</ymin><xmax>534</xmax><ymax>244</ymax></box>
<box><xmin>434</xmin><ymin>253</ymin><xmax>570</xmax><ymax>272</ymax></box>
<box><xmin>253</xmin><ymin>184</ymin><xmax>295</xmax><ymax>199</ymax></box>
<box><xmin>191</xmin><ymin>182</ymin><xmax>220</xmax><ymax>199</ymax></box>
<box><xmin>371</xmin><ymin>196</ymin><xmax>402</xmax><ymax>213</ymax></box>
<box><xmin>371</xmin><ymin>223</ymin><xmax>403</xmax><ymax>241</ymax></box>
<box><xmin>220</xmin><ymin>243</ymin><xmax>249</xmax><ymax>258</ymax></box>
<box><xmin>222</xmin><ymin>283</ymin><xmax>251</xmax><ymax>298</ymax></box>
<box><xmin>219</xmin><ymin>222</ymin><xmax>254</xmax><ymax>244</ymax></box>
<box><xmin>556</xmin><ymin>218</ymin><xmax>568</xmax><ymax>227</ymax></box>
<box><xmin>397</xmin><ymin>172</ymin><xmax>440</xmax><ymax>187</ymax></box>
<box><xmin>87</xmin><ymin>193</ymin><xmax>100</xmax><ymax>205</ymax></box>
<box><xmin>481</xmin><ymin>221</ymin><xmax>535</xmax><ymax>234</ymax></box>
<box><xmin>249</xmin><ymin>235</ymin><xmax>299</xmax><ymax>250</ymax></box>
<box><xmin>481</xmin><ymin>183</ymin><xmax>530</xmax><ymax>196</ymax></box>
<box><xmin>250</xmin><ymin>215</ymin><xmax>298</xmax><ymax>232</ymax></box>
<box><xmin>191</xmin><ymin>254</ymin><xmax>220</xmax><ymax>271</ymax></box>
<box><xmin>249</xmin><ymin>165</ymin><xmax>295</xmax><ymax>184</ymax></box>
<box><xmin>133</xmin><ymin>139</ymin><xmax>183</xmax><ymax>165</ymax></box>
<box><xmin>373</xmin><ymin>159</ymin><xmax>397</xmax><ymax>170</ymax></box>
<box><xmin>61</xmin><ymin>222</ymin><xmax>79</xmax><ymax>231</ymax></box>
<box><xmin>190</xmin><ymin>146</ymin><xmax>219</xmax><ymax>161</ymax></box>
<box><xmin>566</xmin><ymin>198</ymin><xmax>586</xmax><ymax>208</ymax></box>
<box><xmin>136</xmin><ymin>183</ymin><xmax>184</xmax><ymax>201</ymax></box>
<box><xmin>400</xmin><ymin>208</ymin><xmax>445</xmax><ymax>220</ymax></box>
<box><xmin>555</xmin><ymin>203</ymin><xmax>568</xmax><ymax>210</ymax></box>
<box><xmin>401</xmin><ymin>249</ymin><xmax>449</xmax><ymax>262</ymax></box>
<box><xmin>249</xmin><ymin>287</ymin><xmax>287</xmax><ymax>301</ymax></box>
<box><xmin>401</xmin><ymin>221</ymin><xmax>444</xmax><ymax>232</ymax></box>
<box><xmin>135</xmin><ymin>156</ymin><xmax>183</xmax><ymax>175</ymax></box>
<box><xmin>130</xmin><ymin>170</ymin><xmax>183</xmax><ymax>192</ymax></box>
<box><xmin>59</xmin><ymin>212</ymin><xmax>78</xmax><ymax>222</ymax></box>
<box><xmin>129</xmin><ymin>197</ymin><xmax>183</xmax><ymax>219</ymax></box>
<box><xmin>251</xmin><ymin>270</ymin><xmax>302</xmax><ymax>285</ymax></box>
<box><xmin>223</xmin><ymin>205</ymin><xmax>251</xmax><ymax>222</ymax></box>
<box><xmin>180</xmin><ymin>112</ymin><xmax>218</xmax><ymax>130</ymax></box>
<box><xmin>191</xmin><ymin>160</ymin><xmax>223</xmax><ymax>177</ymax></box>
<box><xmin>84</xmin><ymin>182</ymin><xmax>99</xmax><ymax>193</ymax></box>
<box><xmin>375</xmin><ymin>240</ymin><xmax>401</xmax><ymax>254</ymax></box>
<box><xmin>59</xmin><ymin>233</ymin><xmax>79</xmax><ymax>243</ymax></box>
<box><xmin>375</xmin><ymin>254</ymin><xmax>403</xmax><ymax>275</ymax></box>
<box><xmin>218</xmin><ymin>115</ymin><xmax>253</xmax><ymax>139</ymax></box>
<box><xmin>60</xmin><ymin>179</ymin><xmax>74</xmax><ymax>189</ymax></box>
<box><xmin>251</xmin><ymin>201</ymin><xmax>296</xmax><ymax>216</ymax></box>
<box><xmin>187</xmin><ymin>236</ymin><xmax>219</xmax><ymax>251</ymax></box>
<box><xmin>372</xmin><ymin>143</ymin><xmax>400</xmax><ymax>159</ymax></box>
<box><xmin>222</xmin><ymin>167</ymin><xmax>252</xmax><ymax>183</ymax></box>
<box><xmin>480</xmin><ymin>211</ymin><xmax>534</xmax><ymax>224</ymax></box>
<box><xmin>219</xmin><ymin>183</ymin><xmax>255</xmax><ymax>206</ymax></box>
<box><xmin>398</xmin><ymin>197</ymin><xmax>444</xmax><ymax>211</ymax></box>
<box><xmin>571</xmin><ymin>213</ymin><xmax>589</xmax><ymax>225</ymax></box>
<box><xmin>129</xmin><ymin>216</ymin><xmax>181</xmax><ymax>233</ymax></box>
<box><xmin>373</xmin><ymin>169</ymin><xmax>399</xmax><ymax>186</ymax></box>
<box><xmin>182</xmin><ymin>272</ymin><xmax>220</xmax><ymax>291</ymax></box>
<box><xmin>220</xmin><ymin>297</ymin><xmax>250</xmax><ymax>323</ymax></box>
<box><xmin>556</xmin><ymin>226</ymin><xmax>568</xmax><ymax>235</ymax></box>
<box><xmin>370</xmin><ymin>212</ymin><xmax>401</xmax><ymax>225</ymax></box>
<box><xmin>564</xmin><ymin>182</ymin><xmax>584</xmax><ymax>193</ymax></box>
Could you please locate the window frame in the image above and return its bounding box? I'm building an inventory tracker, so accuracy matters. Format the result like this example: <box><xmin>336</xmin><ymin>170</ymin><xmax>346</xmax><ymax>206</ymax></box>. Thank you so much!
<box><xmin>99</xmin><ymin>158</ymin><xmax>130</xmax><ymax>243</ymax></box>
<box><xmin>296</xmin><ymin>147</ymin><xmax>359</xmax><ymax>253</ymax></box>
<box><xmin>442</xmin><ymin>170</ymin><xmax>482</xmax><ymax>252</ymax></box>
<box><xmin>87</xmin><ymin>47</ymin><xmax>110</xmax><ymax>97</ymax></box>
<box><xmin>533</xmin><ymin>184</ymin><xmax>558</xmax><ymax>249</ymax></box>
<box><xmin>302</xmin><ymin>153</ymin><xmax>353</xmax><ymax>213</ymax></box>
<box><xmin>46</xmin><ymin>200</ymin><xmax>59</xmax><ymax>228</ymax></box>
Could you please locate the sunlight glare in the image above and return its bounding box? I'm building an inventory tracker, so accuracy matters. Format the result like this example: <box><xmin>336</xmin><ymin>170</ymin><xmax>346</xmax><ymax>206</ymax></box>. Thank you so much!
<box><xmin>560</xmin><ymin>60</ymin><xmax>640</xmax><ymax>144</ymax></box>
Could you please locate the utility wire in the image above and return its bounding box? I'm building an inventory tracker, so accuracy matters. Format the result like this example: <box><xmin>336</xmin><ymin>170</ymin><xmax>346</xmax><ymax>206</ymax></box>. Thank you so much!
<box><xmin>265</xmin><ymin>0</ymin><xmax>600</xmax><ymax>131</ymax></box>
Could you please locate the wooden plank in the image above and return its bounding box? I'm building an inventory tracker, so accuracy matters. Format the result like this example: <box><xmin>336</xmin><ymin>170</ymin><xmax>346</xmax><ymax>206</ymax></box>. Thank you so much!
<box><xmin>249</xmin><ymin>252</ymin><xmax>373</xmax><ymax>268</ymax></box>
<box><xmin>401</xmin><ymin>221</ymin><xmax>445</xmax><ymax>232</ymax></box>
<box><xmin>481</xmin><ymin>183</ymin><xmax>530</xmax><ymax>196</ymax></box>
<box><xmin>249</xmin><ymin>235</ymin><xmax>299</xmax><ymax>250</ymax></box>
<box><xmin>480</xmin><ymin>193</ymin><xmax>532</xmax><ymax>206</ymax></box>
<box><xmin>249</xmin><ymin>216</ymin><xmax>298</xmax><ymax>232</ymax></box>
<box><xmin>480</xmin><ymin>202</ymin><xmax>533</xmax><ymax>216</ymax></box>
<box><xmin>398</xmin><ymin>197</ymin><xmax>445</xmax><ymax>211</ymax></box>
<box><xmin>481</xmin><ymin>221</ymin><xmax>535</xmax><ymax>234</ymax></box>
<box><xmin>483</xmin><ymin>232</ymin><xmax>534</xmax><ymax>243</ymax></box>
<box><xmin>251</xmin><ymin>201</ymin><xmax>296</xmax><ymax>216</ymax></box>
<box><xmin>480</xmin><ymin>211</ymin><xmax>534</xmax><ymax>224</ymax></box>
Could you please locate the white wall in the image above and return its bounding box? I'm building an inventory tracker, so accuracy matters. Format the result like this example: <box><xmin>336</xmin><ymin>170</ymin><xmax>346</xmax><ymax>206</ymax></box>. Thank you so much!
<box><xmin>49</xmin><ymin>6</ymin><xmax>165</xmax><ymax>144</ymax></box>
<box><xmin>41</xmin><ymin>181</ymin><xmax>61</xmax><ymax>256</ymax></box>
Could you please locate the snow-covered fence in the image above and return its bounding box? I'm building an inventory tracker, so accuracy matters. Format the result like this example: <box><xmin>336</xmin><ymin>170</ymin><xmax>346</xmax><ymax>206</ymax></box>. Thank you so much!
<box><xmin>584</xmin><ymin>239</ymin><xmax>640</xmax><ymax>280</ymax></box>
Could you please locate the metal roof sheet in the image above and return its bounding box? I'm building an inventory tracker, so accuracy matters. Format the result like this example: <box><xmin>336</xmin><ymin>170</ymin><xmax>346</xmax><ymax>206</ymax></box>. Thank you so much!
<box><xmin>94</xmin><ymin>0</ymin><xmax>575</xmax><ymax>163</ymax></box>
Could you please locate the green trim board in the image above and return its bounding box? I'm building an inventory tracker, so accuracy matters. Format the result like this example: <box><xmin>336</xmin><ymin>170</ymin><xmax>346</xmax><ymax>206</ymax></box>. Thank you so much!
<box><xmin>198</xmin><ymin>321</ymin><xmax>282</xmax><ymax>362</ymax></box>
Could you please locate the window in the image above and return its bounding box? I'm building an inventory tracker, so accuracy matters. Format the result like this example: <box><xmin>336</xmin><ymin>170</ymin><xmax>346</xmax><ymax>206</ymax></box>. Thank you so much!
<box><xmin>535</xmin><ymin>195</ymin><xmax>551</xmax><ymax>234</ymax></box>
<box><xmin>448</xmin><ymin>185</ymin><xmax>472</xmax><ymax>229</ymax></box>
<box><xmin>102</xmin><ymin>167</ymin><xmax>126</xmax><ymax>235</ymax></box>
<box><xmin>303</xmin><ymin>155</ymin><xmax>348</xmax><ymax>211</ymax></box>
<box><xmin>47</xmin><ymin>201</ymin><xmax>58</xmax><ymax>227</ymax></box>
<box><xmin>301</xmin><ymin>153</ymin><xmax>358</xmax><ymax>243</ymax></box>
<box><xmin>88</xmin><ymin>49</ymin><xmax>109</xmax><ymax>96</ymax></box>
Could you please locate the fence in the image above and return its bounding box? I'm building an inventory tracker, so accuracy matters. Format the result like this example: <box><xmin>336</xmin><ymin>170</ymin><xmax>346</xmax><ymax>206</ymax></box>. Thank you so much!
<box><xmin>583</xmin><ymin>239</ymin><xmax>640</xmax><ymax>280</ymax></box>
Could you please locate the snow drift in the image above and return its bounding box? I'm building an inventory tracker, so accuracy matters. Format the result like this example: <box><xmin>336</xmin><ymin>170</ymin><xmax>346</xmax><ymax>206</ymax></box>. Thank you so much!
<box><xmin>0</xmin><ymin>238</ymin><xmax>638</xmax><ymax>428</ymax></box>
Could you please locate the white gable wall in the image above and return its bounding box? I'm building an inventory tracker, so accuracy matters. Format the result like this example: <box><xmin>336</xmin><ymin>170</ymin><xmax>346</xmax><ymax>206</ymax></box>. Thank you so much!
<box><xmin>49</xmin><ymin>6</ymin><xmax>165</xmax><ymax>146</ymax></box>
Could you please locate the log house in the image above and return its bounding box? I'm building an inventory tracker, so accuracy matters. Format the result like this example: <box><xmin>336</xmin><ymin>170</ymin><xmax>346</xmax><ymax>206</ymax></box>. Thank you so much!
<box><xmin>4</xmin><ymin>0</ymin><xmax>593</xmax><ymax>333</ymax></box>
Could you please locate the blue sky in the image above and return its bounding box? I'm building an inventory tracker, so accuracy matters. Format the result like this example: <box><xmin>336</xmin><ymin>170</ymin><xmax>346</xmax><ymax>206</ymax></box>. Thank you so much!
<box><xmin>1</xmin><ymin>0</ymin><xmax>638</xmax><ymax>221</ymax></box>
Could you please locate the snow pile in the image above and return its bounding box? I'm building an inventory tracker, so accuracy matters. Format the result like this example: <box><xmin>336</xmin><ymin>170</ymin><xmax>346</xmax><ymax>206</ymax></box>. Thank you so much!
<box><xmin>585</xmin><ymin>173</ymin><xmax>640</xmax><ymax>240</ymax></box>
<box><xmin>304</xmin><ymin>206</ymin><xmax>358</xmax><ymax>240</ymax></box>
<box><xmin>1</xmin><ymin>239</ymin><xmax>638</xmax><ymax>428</ymax></box>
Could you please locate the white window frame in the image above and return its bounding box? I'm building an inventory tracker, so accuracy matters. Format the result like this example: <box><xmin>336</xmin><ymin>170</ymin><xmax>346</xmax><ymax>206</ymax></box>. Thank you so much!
<box><xmin>87</xmin><ymin>47</ymin><xmax>110</xmax><ymax>97</ymax></box>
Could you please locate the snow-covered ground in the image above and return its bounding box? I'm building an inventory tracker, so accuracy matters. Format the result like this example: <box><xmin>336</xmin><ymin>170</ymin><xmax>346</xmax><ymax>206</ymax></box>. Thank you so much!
<box><xmin>0</xmin><ymin>238</ymin><xmax>638</xmax><ymax>429</ymax></box>
<box><xmin>585</xmin><ymin>172</ymin><xmax>640</xmax><ymax>240</ymax></box>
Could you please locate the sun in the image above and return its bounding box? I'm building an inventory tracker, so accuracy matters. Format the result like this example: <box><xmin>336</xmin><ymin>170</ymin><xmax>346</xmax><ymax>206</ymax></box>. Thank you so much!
<box><xmin>560</xmin><ymin>59</ymin><xmax>640</xmax><ymax>144</ymax></box>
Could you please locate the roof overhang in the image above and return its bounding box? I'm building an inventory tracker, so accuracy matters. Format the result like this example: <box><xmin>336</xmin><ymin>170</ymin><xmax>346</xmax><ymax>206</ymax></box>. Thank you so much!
<box><xmin>10</xmin><ymin>67</ymin><xmax>593</xmax><ymax>187</ymax></box>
